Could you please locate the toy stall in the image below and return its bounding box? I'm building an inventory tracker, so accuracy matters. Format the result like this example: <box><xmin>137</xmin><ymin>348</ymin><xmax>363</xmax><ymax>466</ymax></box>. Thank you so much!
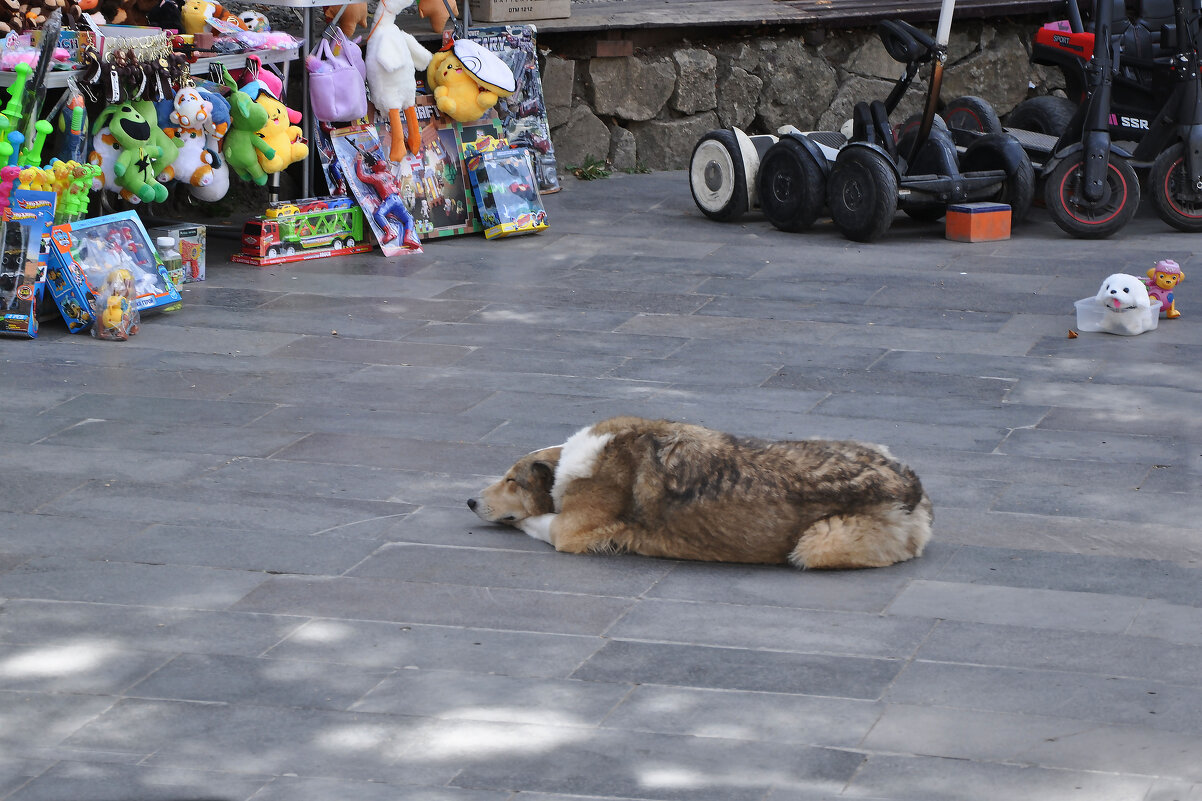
<box><xmin>0</xmin><ymin>0</ymin><xmax>561</xmax><ymax>341</ymax></box>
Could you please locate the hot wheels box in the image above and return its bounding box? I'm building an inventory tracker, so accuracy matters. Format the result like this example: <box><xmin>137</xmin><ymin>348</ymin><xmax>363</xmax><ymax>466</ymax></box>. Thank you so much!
<box><xmin>1</xmin><ymin>189</ymin><xmax>56</xmax><ymax>339</ymax></box>
<box><xmin>46</xmin><ymin>211</ymin><xmax>182</xmax><ymax>333</ymax></box>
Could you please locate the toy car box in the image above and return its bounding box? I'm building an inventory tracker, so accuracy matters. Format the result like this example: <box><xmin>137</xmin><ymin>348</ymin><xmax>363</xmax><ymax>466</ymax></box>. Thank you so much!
<box><xmin>464</xmin><ymin>147</ymin><xmax>548</xmax><ymax>240</ymax></box>
<box><xmin>231</xmin><ymin>196</ymin><xmax>373</xmax><ymax>266</ymax></box>
<box><xmin>1</xmin><ymin>189</ymin><xmax>56</xmax><ymax>339</ymax></box>
<box><xmin>45</xmin><ymin>211</ymin><xmax>183</xmax><ymax>333</ymax></box>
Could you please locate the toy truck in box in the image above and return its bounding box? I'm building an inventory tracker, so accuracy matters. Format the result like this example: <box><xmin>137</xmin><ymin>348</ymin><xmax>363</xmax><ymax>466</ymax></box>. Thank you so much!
<box><xmin>231</xmin><ymin>197</ymin><xmax>372</xmax><ymax>265</ymax></box>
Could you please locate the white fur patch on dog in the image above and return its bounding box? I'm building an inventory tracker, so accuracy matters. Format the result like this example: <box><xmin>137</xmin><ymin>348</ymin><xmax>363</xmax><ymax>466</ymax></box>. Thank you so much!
<box><xmin>552</xmin><ymin>425</ymin><xmax>615</xmax><ymax>510</ymax></box>
<box><xmin>520</xmin><ymin>513</ymin><xmax>557</xmax><ymax>544</ymax></box>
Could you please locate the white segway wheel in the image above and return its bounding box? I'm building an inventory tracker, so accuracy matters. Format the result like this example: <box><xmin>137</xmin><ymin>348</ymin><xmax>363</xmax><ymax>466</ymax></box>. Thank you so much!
<box><xmin>690</xmin><ymin>130</ymin><xmax>752</xmax><ymax>221</ymax></box>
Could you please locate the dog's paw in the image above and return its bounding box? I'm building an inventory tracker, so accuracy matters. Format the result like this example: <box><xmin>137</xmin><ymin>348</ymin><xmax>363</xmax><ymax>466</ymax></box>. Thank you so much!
<box><xmin>519</xmin><ymin>513</ymin><xmax>557</xmax><ymax>545</ymax></box>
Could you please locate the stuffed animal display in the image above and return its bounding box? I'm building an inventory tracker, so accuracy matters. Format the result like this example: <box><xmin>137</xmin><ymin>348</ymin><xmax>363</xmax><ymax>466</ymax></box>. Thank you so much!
<box><xmin>365</xmin><ymin>0</ymin><xmax>432</xmax><ymax>161</ymax></box>
<box><xmin>426</xmin><ymin>38</ymin><xmax>516</xmax><ymax>124</ymax></box>
<box><xmin>1145</xmin><ymin>259</ymin><xmax>1184</xmax><ymax>319</ymax></box>
<box><xmin>325</xmin><ymin>1</ymin><xmax>367</xmax><ymax>36</ymax></box>
<box><xmin>246</xmin><ymin>82</ymin><xmax>309</xmax><ymax>174</ymax></box>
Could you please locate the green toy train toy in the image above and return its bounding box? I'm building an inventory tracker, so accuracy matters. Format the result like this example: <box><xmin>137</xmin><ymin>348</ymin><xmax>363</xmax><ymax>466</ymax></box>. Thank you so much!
<box><xmin>231</xmin><ymin>197</ymin><xmax>373</xmax><ymax>265</ymax></box>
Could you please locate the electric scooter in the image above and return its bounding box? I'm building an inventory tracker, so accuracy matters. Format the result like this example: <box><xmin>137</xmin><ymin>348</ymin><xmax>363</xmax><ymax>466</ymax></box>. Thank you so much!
<box><xmin>824</xmin><ymin>0</ymin><xmax>1035</xmax><ymax>242</ymax></box>
<box><xmin>1041</xmin><ymin>0</ymin><xmax>1142</xmax><ymax>238</ymax></box>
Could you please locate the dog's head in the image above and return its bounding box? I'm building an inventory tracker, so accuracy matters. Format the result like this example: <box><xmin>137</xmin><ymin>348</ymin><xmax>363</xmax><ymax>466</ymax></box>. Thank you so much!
<box><xmin>1096</xmin><ymin>273</ymin><xmax>1151</xmax><ymax>311</ymax></box>
<box><xmin>467</xmin><ymin>447</ymin><xmax>561</xmax><ymax>526</ymax></box>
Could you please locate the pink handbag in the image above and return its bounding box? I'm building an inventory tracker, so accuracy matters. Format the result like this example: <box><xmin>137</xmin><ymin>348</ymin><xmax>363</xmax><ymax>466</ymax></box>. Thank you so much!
<box><xmin>306</xmin><ymin>31</ymin><xmax>368</xmax><ymax>122</ymax></box>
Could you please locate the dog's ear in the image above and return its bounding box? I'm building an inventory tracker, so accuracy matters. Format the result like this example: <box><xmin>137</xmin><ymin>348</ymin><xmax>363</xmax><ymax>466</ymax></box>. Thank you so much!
<box><xmin>530</xmin><ymin>460</ymin><xmax>555</xmax><ymax>492</ymax></box>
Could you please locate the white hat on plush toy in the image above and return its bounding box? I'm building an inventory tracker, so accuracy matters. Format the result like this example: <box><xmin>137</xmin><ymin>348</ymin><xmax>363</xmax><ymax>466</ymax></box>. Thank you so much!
<box><xmin>447</xmin><ymin>39</ymin><xmax>516</xmax><ymax>94</ymax></box>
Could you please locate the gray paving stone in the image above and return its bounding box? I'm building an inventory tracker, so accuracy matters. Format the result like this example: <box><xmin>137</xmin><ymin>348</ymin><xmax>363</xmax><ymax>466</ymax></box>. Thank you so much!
<box><xmin>0</xmin><ymin>600</ymin><xmax>305</xmax><ymax>657</ymax></box>
<box><xmin>352</xmin><ymin>668</ymin><xmax>629</xmax><ymax>725</ymax></box>
<box><xmin>0</xmin><ymin>691</ymin><xmax>118</xmax><ymax>748</ymax></box>
<box><xmin>234</xmin><ymin>575</ymin><xmax>633</xmax><ymax>635</ymax></box>
<box><xmin>916</xmin><ymin>620</ymin><xmax>1202</xmax><ymax>686</ymax></box>
<box><xmin>844</xmin><ymin>753</ymin><xmax>1153</xmax><ymax>800</ymax></box>
<box><xmin>444</xmin><ymin>724</ymin><xmax>864</xmax><ymax>800</ymax></box>
<box><xmin>126</xmin><ymin>653</ymin><xmax>390</xmax><ymax>709</ymax></box>
<box><xmin>0</xmin><ymin>558</ymin><xmax>269</xmax><ymax>609</ymax></box>
<box><xmin>572</xmin><ymin>640</ymin><xmax>901</xmax><ymax>699</ymax></box>
<box><xmin>0</xmin><ymin>643</ymin><xmax>169</xmax><ymax>694</ymax></box>
<box><xmin>886</xmin><ymin>579</ymin><xmax>1143</xmax><ymax>633</ymax></box>
<box><xmin>934</xmin><ymin>545</ymin><xmax>1202</xmax><ymax>606</ymax></box>
<box><xmin>265</xmin><ymin>619</ymin><xmax>602</xmax><ymax>677</ymax></box>
<box><xmin>1129</xmin><ymin>598</ymin><xmax>1202</xmax><ymax>646</ymax></box>
<box><xmin>885</xmin><ymin>660</ymin><xmax>1202</xmax><ymax>734</ymax></box>
<box><xmin>606</xmin><ymin>598</ymin><xmax>934</xmax><ymax>657</ymax></box>
<box><xmin>247</xmin><ymin>776</ymin><xmax>510</xmax><ymax>801</ymax></box>
<box><xmin>2</xmin><ymin>762</ymin><xmax>273</xmax><ymax>801</ymax></box>
<box><xmin>601</xmin><ymin>685</ymin><xmax>880</xmax><ymax>748</ymax></box>
<box><xmin>348</xmin><ymin>543</ymin><xmax>676</xmax><ymax>596</ymax></box>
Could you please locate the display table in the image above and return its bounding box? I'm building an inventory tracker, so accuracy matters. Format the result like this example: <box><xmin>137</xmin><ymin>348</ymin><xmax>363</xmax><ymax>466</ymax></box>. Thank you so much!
<box><xmin>0</xmin><ymin>47</ymin><xmax>299</xmax><ymax>90</ymax></box>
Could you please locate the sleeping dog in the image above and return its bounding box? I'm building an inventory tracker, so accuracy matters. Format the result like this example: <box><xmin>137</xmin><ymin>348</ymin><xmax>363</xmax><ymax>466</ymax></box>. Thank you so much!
<box><xmin>468</xmin><ymin>416</ymin><xmax>932</xmax><ymax>569</ymax></box>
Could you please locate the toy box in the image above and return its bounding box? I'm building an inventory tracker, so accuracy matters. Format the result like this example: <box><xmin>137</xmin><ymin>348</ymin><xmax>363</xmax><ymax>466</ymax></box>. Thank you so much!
<box><xmin>231</xmin><ymin>196</ymin><xmax>373</xmax><ymax>265</ymax></box>
<box><xmin>468</xmin><ymin>25</ymin><xmax>561</xmax><ymax>192</ymax></box>
<box><xmin>327</xmin><ymin>124</ymin><xmax>424</xmax><ymax>257</ymax></box>
<box><xmin>1</xmin><ymin>188</ymin><xmax>56</xmax><ymax>339</ymax></box>
<box><xmin>946</xmin><ymin>202</ymin><xmax>1011</xmax><ymax>242</ymax></box>
<box><xmin>149</xmin><ymin>224</ymin><xmax>207</xmax><ymax>283</ymax></box>
<box><xmin>45</xmin><ymin>211</ymin><xmax>183</xmax><ymax>333</ymax></box>
<box><xmin>464</xmin><ymin>145</ymin><xmax>548</xmax><ymax>240</ymax></box>
<box><xmin>374</xmin><ymin>95</ymin><xmax>484</xmax><ymax>240</ymax></box>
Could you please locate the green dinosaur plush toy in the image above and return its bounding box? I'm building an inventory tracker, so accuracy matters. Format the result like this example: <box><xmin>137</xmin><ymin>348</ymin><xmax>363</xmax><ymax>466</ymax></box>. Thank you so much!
<box><xmin>91</xmin><ymin>102</ymin><xmax>169</xmax><ymax>204</ymax></box>
<box><xmin>223</xmin><ymin>88</ymin><xmax>275</xmax><ymax>185</ymax></box>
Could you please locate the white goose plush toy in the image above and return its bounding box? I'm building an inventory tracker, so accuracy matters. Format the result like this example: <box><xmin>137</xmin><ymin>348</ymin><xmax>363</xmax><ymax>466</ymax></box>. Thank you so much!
<box><xmin>365</xmin><ymin>0</ymin><xmax>434</xmax><ymax>162</ymax></box>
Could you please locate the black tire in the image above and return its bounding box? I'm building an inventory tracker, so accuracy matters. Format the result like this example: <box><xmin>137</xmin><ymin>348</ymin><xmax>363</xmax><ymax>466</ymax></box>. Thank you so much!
<box><xmin>998</xmin><ymin>155</ymin><xmax>1036</xmax><ymax>223</ymax></box>
<box><xmin>827</xmin><ymin>148</ymin><xmax>899</xmax><ymax>243</ymax></box>
<box><xmin>689</xmin><ymin>130</ymin><xmax>749</xmax><ymax>222</ymax></box>
<box><xmin>942</xmin><ymin>96</ymin><xmax>1004</xmax><ymax>135</ymax></box>
<box><xmin>1005</xmin><ymin>95</ymin><xmax>1077</xmax><ymax>137</ymax></box>
<box><xmin>1044</xmin><ymin>152</ymin><xmax>1140</xmax><ymax>239</ymax></box>
<box><xmin>1149</xmin><ymin>142</ymin><xmax>1202</xmax><ymax>232</ymax></box>
<box><xmin>758</xmin><ymin>138</ymin><xmax>826</xmax><ymax>232</ymax></box>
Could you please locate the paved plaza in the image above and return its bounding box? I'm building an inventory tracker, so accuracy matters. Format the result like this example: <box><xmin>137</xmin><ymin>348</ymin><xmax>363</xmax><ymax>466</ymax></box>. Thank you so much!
<box><xmin>1</xmin><ymin>170</ymin><xmax>1201</xmax><ymax>801</ymax></box>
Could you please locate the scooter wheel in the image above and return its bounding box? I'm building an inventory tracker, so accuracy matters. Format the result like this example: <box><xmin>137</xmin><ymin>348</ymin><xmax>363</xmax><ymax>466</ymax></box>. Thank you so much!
<box><xmin>758</xmin><ymin>138</ymin><xmax>826</xmax><ymax>232</ymax></box>
<box><xmin>942</xmin><ymin>96</ymin><xmax>1003</xmax><ymax>135</ymax></box>
<box><xmin>827</xmin><ymin>147</ymin><xmax>898</xmax><ymax>243</ymax></box>
<box><xmin>690</xmin><ymin>130</ymin><xmax>749</xmax><ymax>221</ymax></box>
<box><xmin>1149</xmin><ymin>142</ymin><xmax>1202</xmax><ymax>233</ymax></box>
<box><xmin>1044</xmin><ymin>152</ymin><xmax>1140</xmax><ymax>239</ymax></box>
<box><xmin>1005</xmin><ymin>96</ymin><xmax>1076</xmax><ymax>137</ymax></box>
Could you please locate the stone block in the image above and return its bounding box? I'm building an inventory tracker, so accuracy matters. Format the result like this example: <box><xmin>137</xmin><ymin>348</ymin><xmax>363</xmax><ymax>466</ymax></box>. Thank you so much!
<box><xmin>670</xmin><ymin>47</ymin><xmax>717</xmax><ymax>114</ymax></box>
<box><xmin>717</xmin><ymin>64</ymin><xmax>762</xmax><ymax>130</ymax></box>
<box><xmin>541</xmin><ymin>55</ymin><xmax>575</xmax><ymax>130</ymax></box>
<box><xmin>941</xmin><ymin>38</ymin><xmax>1032</xmax><ymax>118</ymax></box>
<box><xmin>551</xmin><ymin>103</ymin><xmax>611</xmax><ymax>167</ymax></box>
<box><xmin>753</xmin><ymin>37</ymin><xmax>838</xmax><ymax>132</ymax></box>
<box><xmin>630</xmin><ymin>111</ymin><xmax>719</xmax><ymax>170</ymax></box>
<box><xmin>609</xmin><ymin>124</ymin><xmax>637</xmax><ymax>171</ymax></box>
<box><xmin>588</xmin><ymin>55</ymin><xmax>676</xmax><ymax>121</ymax></box>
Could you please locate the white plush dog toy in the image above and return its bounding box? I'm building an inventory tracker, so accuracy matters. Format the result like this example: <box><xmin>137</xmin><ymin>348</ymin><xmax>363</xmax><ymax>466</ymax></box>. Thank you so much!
<box><xmin>1096</xmin><ymin>273</ymin><xmax>1152</xmax><ymax>335</ymax></box>
<box><xmin>365</xmin><ymin>0</ymin><xmax>433</xmax><ymax>162</ymax></box>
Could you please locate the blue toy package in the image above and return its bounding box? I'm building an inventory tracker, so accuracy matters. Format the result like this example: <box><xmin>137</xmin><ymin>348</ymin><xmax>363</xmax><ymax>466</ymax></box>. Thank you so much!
<box><xmin>45</xmin><ymin>211</ymin><xmax>183</xmax><ymax>333</ymax></box>
<box><xmin>0</xmin><ymin>188</ymin><xmax>57</xmax><ymax>339</ymax></box>
<box><xmin>464</xmin><ymin>146</ymin><xmax>548</xmax><ymax>240</ymax></box>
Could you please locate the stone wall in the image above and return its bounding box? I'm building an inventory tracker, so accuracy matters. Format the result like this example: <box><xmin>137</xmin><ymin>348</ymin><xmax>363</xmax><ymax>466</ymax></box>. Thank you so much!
<box><xmin>538</xmin><ymin>17</ymin><xmax>1064</xmax><ymax>172</ymax></box>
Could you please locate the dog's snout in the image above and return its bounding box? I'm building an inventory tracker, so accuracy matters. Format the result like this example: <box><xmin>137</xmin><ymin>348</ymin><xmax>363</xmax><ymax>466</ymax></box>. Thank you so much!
<box><xmin>467</xmin><ymin>498</ymin><xmax>477</xmax><ymax>511</ymax></box>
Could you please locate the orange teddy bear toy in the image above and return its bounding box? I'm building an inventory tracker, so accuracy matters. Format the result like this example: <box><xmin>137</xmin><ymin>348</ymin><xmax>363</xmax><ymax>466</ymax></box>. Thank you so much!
<box><xmin>1145</xmin><ymin>259</ymin><xmax>1185</xmax><ymax>319</ymax></box>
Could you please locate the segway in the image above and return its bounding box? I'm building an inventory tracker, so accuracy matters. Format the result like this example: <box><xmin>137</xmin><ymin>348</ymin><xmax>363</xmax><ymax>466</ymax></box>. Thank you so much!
<box><xmin>689</xmin><ymin>129</ymin><xmax>780</xmax><ymax>221</ymax></box>
<box><xmin>825</xmin><ymin>0</ymin><xmax>1036</xmax><ymax>242</ymax></box>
